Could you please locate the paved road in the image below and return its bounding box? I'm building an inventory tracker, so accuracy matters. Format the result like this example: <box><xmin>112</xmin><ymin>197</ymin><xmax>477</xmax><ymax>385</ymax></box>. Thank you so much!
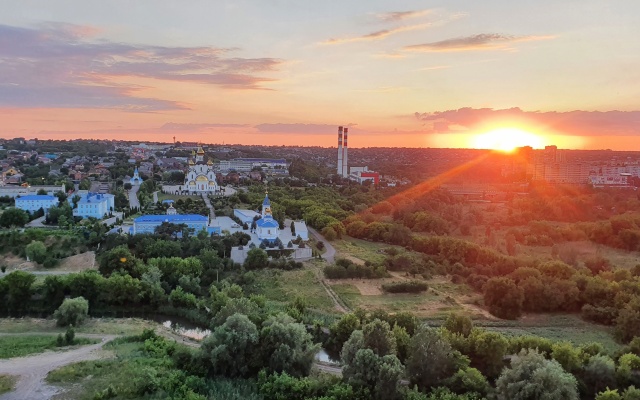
<box><xmin>102</xmin><ymin>211</ymin><xmax>123</xmax><ymax>227</ymax></box>
<box><xmin>128</xmin><ymin>185</ymin><xmax>140</xmax><ymax>209</ymax></box>
<box><xmin>0</xmin><ymin>334</ymin><xmax>117</xmax><ymax>400</ymax></box>
<box><xmin>26</xmin><ymin>216</ymin><xmax>46</xmax><ymax>228</ymax></box>
<box><xmin>308</xmin><ymin>226</ymin><xmax>336</xmax><ymax>263</ymax></box>
<box><xmin>153</xmin><ymin>191</ymin><xmax>159</xmax><ymax>203</ymax></box>
<box><xmin>200</xmin><ymin>193</ymin><xmax>216</xmax><ymax>223</ymax></box>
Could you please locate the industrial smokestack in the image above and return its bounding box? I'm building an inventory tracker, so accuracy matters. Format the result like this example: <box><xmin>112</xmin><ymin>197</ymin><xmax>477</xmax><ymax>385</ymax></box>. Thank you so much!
<box><xmin>337</xmin><ymin>126</ymin><xmax>343</xmax><ymax>176</ymax></box>
<box><xmin>342</xmin><ymin>127</ymin><xmax>349</xmax><ymax>177</ymax></box>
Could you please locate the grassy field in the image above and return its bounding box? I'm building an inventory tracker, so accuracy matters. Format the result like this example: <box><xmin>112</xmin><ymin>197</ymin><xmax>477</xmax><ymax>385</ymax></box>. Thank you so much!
<box><xmin>0</xmin><ymin>335</ymin><xmax>98</xmax><ymax>359</ymax></box>
<box><xmin>157</xmin><ymin>192</ymin><xmax>199</xmax><ymax>202</ymax></box>
<box><xmin>0</xmin><ymin>318</ymin><xmax>160</xmax><ymax>336</ymax></box>
<box><xmin>250</xmin><ymin>267</ymin><xmax>337</xmax><ymax>314</ymax></box>
<box><xmin>0</xmin><ymin>374</ymin><xmax>16</xmax><ymax>395</ymax></box>
<box><xmin>333</xmin><ymin>237</ymin><xmax>402</xmax><ymax>265</ymax></box>
<box><xmin>47</xmin><ymin>338</ymin><xmax>262</xmax><ymax>400</ymax></box>
<box><xmin>478</xmin><ymin>314</ymin><xmax>622</xmax><ymax>353</ymax></box>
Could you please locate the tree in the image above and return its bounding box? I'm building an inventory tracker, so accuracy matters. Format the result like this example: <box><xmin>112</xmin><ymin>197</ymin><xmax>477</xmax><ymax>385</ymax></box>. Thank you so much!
<box><xmin>290</xmin><ymin>220</ymin><xmax>296</xmax><ymax>235</ymax></box>
<box><xmin>2</xmin><ymin>270</ymin><xmax>36</xmax><ymax>313</ymax></box>
<box><xmin>617</xmin><ymin>353</ymin><xmax>640</xmax><ymax>387</ymax></box>
<box><xmin>583</xmin><ymin>354</ymin><xmax>617</xmax><ymax>397</ymax></box>
<box><xmin>341</xmin><ymin>345</ymin><xmax>404</xmax><ymax>400</ymax></box>
<box><xmin>363</xmin><ymin>319</ymin><xmax>396</xmax><ymax>357</ymax></box>
<box><xmin>0</xmin><ymin>207</ymin><xmax>29</xmax><ymax>228</ymax></box>
<box><xmin>443</xmin><ymin>313</ymin><xmax>473</xmax><ymax>337</ymax></box>
<box><xmin>124</xmin><ymin>182</ymin><xmax>132</xmax><ymax>191</ymax></box>
<box><xmin>446</xmin><ymin>367</ymin><xmax>491</xmax><ymax>397</ymax></box>
<box><xmin>466</xmin><ymin>328</ymin><xmax>509</xmax><ymax>379</ymax></box>
<box><xmin>551</xmin><ymin>341</ymin><xmax>582</xmax><ymax>373</ymax></box>
<box><xmin>54</xmin><ymin>297</ymin><xmax>89</xmax><ymax>327</ymax></box>
<box><xmin>244</xmin><ymin>248</ymin><xmax>269</xmax><ymax>270</ymax></box>
<box><xmin>98</xmin><ymin>245</ymin><xmax>141</xmax><ymax>277</ymax></box>
<box><xmin>259</xmin><ymin>313</ymin><xmax>320</xmax><ymax>376</ymax></box>
<box><xmin>495</xmin><ymin>349</ymin><xmax>579</xmax><ymax>400</ymax></box>
<box><xmin>25</xmin><ymin>241</ymin><xmax>48</xmax><ymax>265</ymax></box>
<box><xmin>201</xmin><ymin>313</ymin><xmax>259</xmax><ymax>377</ymax></box>
<box><xmin>484</xmin><ymin>277</ymin><xmax>524</xmax><ymax>319</ymax></box>
<box><xmin>327</xmin><ymin>313</ymin><xmax>361</xmax><ymax>359</ymax></box>
<box><xmin>406</xmin><ymin>327</ymin><xmax>469</xmax><ymax>391</ymax></box>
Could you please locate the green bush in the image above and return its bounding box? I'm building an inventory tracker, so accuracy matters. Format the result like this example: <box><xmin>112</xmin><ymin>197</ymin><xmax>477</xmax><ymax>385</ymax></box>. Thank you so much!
<box><xmin>54</xmin><ymin>297</ymin><xmax>89</xmax><ymax>327</ymax></box>
<box><xmin>382</xmin><ymin>281</ymin><xmax>428</xmax><ymax>294</ymax></box>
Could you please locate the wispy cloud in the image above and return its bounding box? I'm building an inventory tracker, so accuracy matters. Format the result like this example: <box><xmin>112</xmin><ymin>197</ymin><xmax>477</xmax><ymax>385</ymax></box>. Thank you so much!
<box><xmin>414</xmin><ymin>107</ymin><xmax>640</xmax><ymax>136</ymax></box>
<box><xmin>321</xmin><ymin>23</ymin><xmax>430</xmax><ymax>45</ymax></box>
<box><xmin>0</xmin><ymin>23</ymin><xmax>283</xmax><ymax>111</ymax></box>
<box><xmin>377</xmin><ymin>10</ymin><xmax>431</xmax><ymax>23</ymax></box>
<box><xmin>405</xmin><ymin>33</ymin><xmax>555</xmax><ymax>52</ymax></box>
<box><xmin>419</xmin><ymin>65</ymin><xmax>450</xmax><ymax>71</ymax></box>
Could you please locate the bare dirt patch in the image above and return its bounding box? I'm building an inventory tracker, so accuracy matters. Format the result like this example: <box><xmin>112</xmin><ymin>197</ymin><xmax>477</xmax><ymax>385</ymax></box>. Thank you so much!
<box><xmin>39</xmin><ymin>251</ymin><xmax>96</xmax><ymax>272</ymax></box>
<box><xmin>327</xmin><ymin>279</ymin><xmax>383</xmax><ymax>295</ymax></box>
<box><xmin>0</xmin><ymin>254</ymin><xmax>36</xmax><ymax>272</ymax></box>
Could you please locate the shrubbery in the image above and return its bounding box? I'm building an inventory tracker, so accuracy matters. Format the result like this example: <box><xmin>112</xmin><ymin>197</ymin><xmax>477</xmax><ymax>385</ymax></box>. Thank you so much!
<box><xmin>323</xmin><ymin>258</ymin><xmax>388</xmax><ymax>279</ymax></box>
<box><xmin>381</xmin><ymin>281</ymin><xmax>428</xmax><ymax>294</ymax></box>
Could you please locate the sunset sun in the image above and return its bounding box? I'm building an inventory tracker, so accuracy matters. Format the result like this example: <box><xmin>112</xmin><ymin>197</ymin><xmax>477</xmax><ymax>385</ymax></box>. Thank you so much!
<box><xmin>472</xmin><ymin>128</ymin><xmax>545</xmax><ymax>152</ymax></box>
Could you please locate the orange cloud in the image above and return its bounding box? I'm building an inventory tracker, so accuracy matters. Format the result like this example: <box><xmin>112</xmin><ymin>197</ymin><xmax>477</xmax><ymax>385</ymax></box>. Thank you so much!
<box><xmin>404</xmin><ymin>33</ymin><xmax>555</xmax><ymax>52</ymax></box>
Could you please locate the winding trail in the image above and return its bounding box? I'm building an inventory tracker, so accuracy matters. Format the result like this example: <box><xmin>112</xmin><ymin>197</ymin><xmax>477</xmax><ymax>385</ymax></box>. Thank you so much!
<box><xmin>0</xmin><ymin>334</ymin><xmax>117</xmax><ymax>400</ymax></box>
<box><xmin>307</xmin><ymin>227</ymin><xmax>348</xmax><ymax>313</ymax></box>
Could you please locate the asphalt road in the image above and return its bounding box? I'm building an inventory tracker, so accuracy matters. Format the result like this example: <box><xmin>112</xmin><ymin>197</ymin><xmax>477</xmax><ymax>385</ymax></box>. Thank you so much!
<box><xmin>128</xmin><ymin>185</ymin><xmax>140</xmax><ymax>209</ymax></box>
<box><xmin>308</xmin><ymin>226</ymin><xmax>336</xmax><ymax>263</ymax></box>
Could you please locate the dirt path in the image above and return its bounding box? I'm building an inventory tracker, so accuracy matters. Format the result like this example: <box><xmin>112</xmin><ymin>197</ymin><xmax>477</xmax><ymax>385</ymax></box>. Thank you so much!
<box><xmin>0</xmin><ymin>334</ymin><xmax>116</xmax><ymax>400</ymax></box>
<box><xmin>308</xmin><ymin>227</ymin><xmax>336</xmax><ymax>263</ymax></box>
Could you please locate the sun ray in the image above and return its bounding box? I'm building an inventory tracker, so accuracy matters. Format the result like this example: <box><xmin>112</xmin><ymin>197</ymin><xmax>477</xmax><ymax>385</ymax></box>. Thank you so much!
<box><xmin>472</xmin><ymin>128</ymin><xmax>545</xmax><ymax>152</ymax></box>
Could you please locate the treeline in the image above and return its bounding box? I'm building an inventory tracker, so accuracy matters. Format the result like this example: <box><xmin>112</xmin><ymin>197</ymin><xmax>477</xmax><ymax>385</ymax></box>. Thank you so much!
<box><xmin>507</xmin><ymin>214</ymin><xmax>640</xmax><ymax>252</ymax></box>
<box><xmin>323</xmin><ymin>258</ymin><xmax>388</xmax><ymax>279</ymax></box>
<box><xmin>317</xmin><ymin>311</ymin><xmax>640</xmax><ymax>400</ymax></box>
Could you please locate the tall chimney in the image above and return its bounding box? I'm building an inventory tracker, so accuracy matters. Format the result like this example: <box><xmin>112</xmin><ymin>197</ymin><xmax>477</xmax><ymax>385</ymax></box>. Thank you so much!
<box><xmin>342</xmin><ymin>127</ymin><xmax>349</xmax><ymax>177</ymax></box>
<box><xmin>337</xmin><ymin>126</ymin><xmax>343</xmax><ymax>176</ymax></box>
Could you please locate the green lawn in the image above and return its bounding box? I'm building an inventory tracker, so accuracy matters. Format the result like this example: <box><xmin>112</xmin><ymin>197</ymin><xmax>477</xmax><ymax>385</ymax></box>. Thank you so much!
<box><xmin>157</xmin><ymin>192</ymin><xmax>199</xmax><ymax>202</ymax></box>
<box><xmin>0</xmin><ymin>374</ymin><xmax>16</xmax><ymax>395</ymax></box>
<box><xmin>249</xmin><ymin>267</ymin><xmax>337</xmax><ymax>314</ymax></box>
<box><xmin>333</xmin><ymin>237</ymin><xmax>398</xmax><ymax>265</ymax></box>
<box><xmin>0</xmin><ymin>335</ymin><xmax>97</xmax><ymax>359</ymax></box>
<box><xmin>331</xmin><ymin>283</ymin><xmax>463</xmax><ymax>316</ymax></box>
<box><xmin>476</xmin><ymin>314</ymin><xmax>622</xmax><ymax>354</ymax></box>
<box><xmin>0</xmin><ymin>317</ymin><xmax>160</xmax><ymax>336</ymax></box>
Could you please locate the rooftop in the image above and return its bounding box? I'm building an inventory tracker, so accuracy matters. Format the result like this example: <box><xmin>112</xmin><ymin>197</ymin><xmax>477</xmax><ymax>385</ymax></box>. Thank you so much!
<box><xmin>134</xmin><ymin>214</ymin><xmax>208</xmax><ymax>223</ymax></box>
<box><xmin>16</xmin><ymin>195</ymin><xmax>57</xmax><ymax>201</ymax></box>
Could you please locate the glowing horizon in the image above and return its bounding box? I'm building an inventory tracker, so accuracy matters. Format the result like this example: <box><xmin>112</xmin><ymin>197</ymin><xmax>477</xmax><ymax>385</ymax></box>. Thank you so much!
<box><xmin>1</xmin><ymin>1</ymin><xmax>639</xmax><ymax>150</ymax></box>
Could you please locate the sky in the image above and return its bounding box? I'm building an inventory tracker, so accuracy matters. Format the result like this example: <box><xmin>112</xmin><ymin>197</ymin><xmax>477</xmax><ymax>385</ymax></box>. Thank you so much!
<box><xmin>1</xmin><ymin>0</ymin><xmax>640</xmax><ymax>150</ymax></box>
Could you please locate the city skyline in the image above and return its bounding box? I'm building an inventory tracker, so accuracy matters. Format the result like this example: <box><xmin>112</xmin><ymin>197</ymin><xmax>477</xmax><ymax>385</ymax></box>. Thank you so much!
<box><xmin>1</xmin><ymin>1</ymin><xmax>639</xmax><ymax>150</ymax></box>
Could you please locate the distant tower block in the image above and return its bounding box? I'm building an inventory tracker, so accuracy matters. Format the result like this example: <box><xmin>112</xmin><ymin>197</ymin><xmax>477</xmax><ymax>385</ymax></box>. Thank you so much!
<box><xmin>337</xmin><ymin>126</ymin><xmax>343</xmax><ymax>176</ymax></box>
<box><xmin>342</xmin><ymin>127</ymin><xmax>349</xmax><ymax>177</ymax></box>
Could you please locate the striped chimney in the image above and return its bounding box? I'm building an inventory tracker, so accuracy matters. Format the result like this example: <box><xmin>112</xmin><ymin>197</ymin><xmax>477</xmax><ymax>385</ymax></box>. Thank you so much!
<box><xmin>342</xmin><ymin>127</ymin><xmax>349</xmax><ymax>177</ymax></box>
<box><xmin>337</xmin><ymin>126</ymin><xmax>343</xmax><ymax>176</ymax></box>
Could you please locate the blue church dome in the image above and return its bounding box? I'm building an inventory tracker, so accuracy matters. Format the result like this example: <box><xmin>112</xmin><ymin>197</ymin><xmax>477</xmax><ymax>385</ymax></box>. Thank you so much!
<box><xmin>262</xmin><ymin>194</ymin><xmax>271</xmax><ymax>206</ymax></box>
<box><xmin>256</xmin><ymin>216</ymin><xmax>279</xmax><ymax>228</ymax></box>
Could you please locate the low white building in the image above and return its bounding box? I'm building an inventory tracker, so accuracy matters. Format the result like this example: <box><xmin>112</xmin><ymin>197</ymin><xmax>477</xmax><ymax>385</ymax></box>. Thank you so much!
<box><xmin>15</xmin><ymin>195</ymin><xmax>59</xmax><ymax>212</ymax></box>
<box><xmin>74</xmin><ymin>193</ymin><xmax>115</xmax><ymax>219</ymax></box>
<box><xmin>234</xmin><ymin>209</ymin><xmax>261</xmax><ymax>225</ymax></box>
<box><xmin>0</xmin><ymin>184</ymin><xmax>66</xmax><ymax>198</ymax></box>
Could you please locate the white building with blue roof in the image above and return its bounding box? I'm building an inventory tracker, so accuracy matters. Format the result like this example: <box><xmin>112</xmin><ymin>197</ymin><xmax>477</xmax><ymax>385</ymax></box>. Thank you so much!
<box><xmin>15</xmin><ymin>195</ymin><xmax>59</xmax><ymax>213</ymax></box>
<box><xmin>254</xmin><ymin>192</ymin><xmax>280</xmax><ymax>241</ymax></box>
<box><xmin>74</xmin><ymin>192</ymin><xmax>115</xmax><ymax>219</ymax></box>
<box><xmin>133</xmin><ymin>214</ymin><xmax>209</xmax><ymax>234</ymax></box>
